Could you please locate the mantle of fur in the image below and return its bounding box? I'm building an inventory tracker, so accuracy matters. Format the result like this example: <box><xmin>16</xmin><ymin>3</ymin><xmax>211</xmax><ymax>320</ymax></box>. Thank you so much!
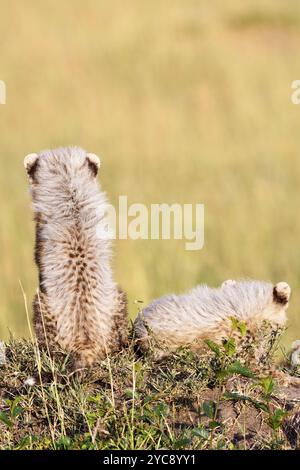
<box><xmin>28</xmin><ymin>146</ymin><xmax>127</xmax><ymax>368</ymax></box>
<box><xmin>134</xmin><ymin>280</ymin><xmax>289</xmax><ymax>353</ymax></box>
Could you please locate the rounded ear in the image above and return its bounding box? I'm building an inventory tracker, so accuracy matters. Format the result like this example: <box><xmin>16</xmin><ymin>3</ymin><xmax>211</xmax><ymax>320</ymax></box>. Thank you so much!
<box><xmin>86</xmin><ymin>152</ymin><xmax>101</xmax><ymax>176</ymax></box>
<box><xmin>24</xmin><ymin>153</ymin><xmax>38</xmax><ymax>170</ymax></box>
<box><xmin>291</xmin><ymin>340</ymin><xmax>300</xmax><ymax>350</ymax></box>
<box><xmin>24</xmin><ymin>153</ymin><xmax>39</xmax><ymax>180</ymax></box>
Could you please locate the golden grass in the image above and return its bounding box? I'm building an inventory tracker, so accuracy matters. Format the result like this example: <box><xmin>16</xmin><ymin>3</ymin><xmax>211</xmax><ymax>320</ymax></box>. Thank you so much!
<box><xmin>1</xmin><ymin>0</ymin><xmax>300</xmax><ymax>348</ymax></box>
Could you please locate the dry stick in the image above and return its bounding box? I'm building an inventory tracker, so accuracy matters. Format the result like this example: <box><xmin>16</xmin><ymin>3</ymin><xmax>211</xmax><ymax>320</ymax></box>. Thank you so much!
<box><xmin>243</xmin><ymin>403</ymin><xmax>247</xmax><ymax>450</ymax></box>
<box><xmin>162</xmin><ymin>414</ymin><xmax>174</xmax><ymax>444</ymax></box>
<box><xmin>131</xmin><ymin>360</ymin><xmax>136</xmax><ymax>449</ymax></box>
<box><xmin>91</xmin><ymin>417</ymin><xmax>101</xmax><ymax>445</ymax></box>
<box><xmin>81</xmin><ymin>403</ymin><xmax>98</xmax><ymax>448</ymax></box>
<box><xmin>19</xmin><ymin>280</ymin><xmax>56</xmax><ymax>446</ymax></box>
<box><xmin>36</xmin><ymin>290</ymin><xmax>66</xmax><ymax>437</ymax></box>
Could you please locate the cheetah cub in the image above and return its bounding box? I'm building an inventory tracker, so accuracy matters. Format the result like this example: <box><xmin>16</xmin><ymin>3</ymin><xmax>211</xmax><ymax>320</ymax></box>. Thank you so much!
<box><xmin>24</xmin><ymin>146</ymin><xmax>127</xmax><ymax>369</ymax></box>
<box><xmin>134</xmin><ymin>279</ymin><xmax>291</xmax><ymax>357</ymax></box>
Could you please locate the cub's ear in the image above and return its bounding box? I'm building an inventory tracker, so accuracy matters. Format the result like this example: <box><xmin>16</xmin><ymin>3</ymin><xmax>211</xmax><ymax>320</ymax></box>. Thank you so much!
<box><xmin>24</xmin><ymin>153</ymin><xmax>39</xmax><ymax>181</ymax></box>
<box><xmin>291</xmin><ymin>340</ymin><xmax>300</xmax><ymax>350</ymax></box>
<box><xmin>86</xmin><ymin>153</ymin><xmax>100</xmax><ymax>177</ymax></box>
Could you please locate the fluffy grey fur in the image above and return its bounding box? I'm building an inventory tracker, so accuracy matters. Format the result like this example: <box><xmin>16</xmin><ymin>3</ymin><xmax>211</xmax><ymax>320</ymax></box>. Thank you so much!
<box><xmin>134</xmin><ymin>279</ymin><xmax>291</xmax><ymax>352</ymax></box>
<box><xmin>24</xmin><ymin>146</ymin><xmax>127</xmax><ymax>369</ymax></box>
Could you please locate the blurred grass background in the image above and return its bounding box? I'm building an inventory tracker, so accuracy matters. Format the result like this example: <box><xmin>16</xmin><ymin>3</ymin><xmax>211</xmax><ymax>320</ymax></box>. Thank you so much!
<box><xmin>1</xmin><ymin>0</ymin><xmax>300</xmax><ymax>349</ymax></box>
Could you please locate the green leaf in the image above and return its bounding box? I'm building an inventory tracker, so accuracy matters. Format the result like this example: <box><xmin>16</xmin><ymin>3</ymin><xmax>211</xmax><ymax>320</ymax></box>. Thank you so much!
<box><xmin>217</xmin><ymin>438</ymin><xmax>226</xmax><ymax>449</ymax></box>
<box><xmin>55</xmin><ymin>436</ymin><xmax>72</xmax><ymax>450</ymax></box>
<box><xmin>239</xmin><ymin>323</ymin><xmax>247</xmax><ymax>337</ymax></box>
<box><xmin>230</xmin><ymin>317</ymin><xmax>247</xmax><ymax>336</ymax></box>
<box><xmin>216</xmin><ymin>369</ymin><xmax>229</xmax><ymax>381</ymax></box>
<box><xmin>144</xmin><ymin>394</ymin><xmax>155</xmax><ymax>404</ymax></box>
<box><xmin>124</xmin><ymin>389</ymin><xmax>139</xmax><ymax>399</ymax></box>
<box><xmin>11</xmin><ymin>406</ymin><xmax>23</xmax><ymax>419</ymax></box>
<box><xmin>85</xmin><ymin>412</ymin><xmax>97</xmax><ymax>426</ymax></box>
<box><xmin>223</xmin><ymin>392</ymin><xmax>269</xmax><ymax>412</ymax></box>
<box><xmin>192</xmin><ymin>427</ymin><xmax>209</xmax><ymax>439</ymax></box>
<box><xmin>0</xmin><ymin>411</ymin><xmax>12</xmax><ymax>428</ymax></box>
<box><xmin>259</xmin><ymin>377</ymin><xmax>274</xmax><ymax>396</ymax></box>
<box><xmin>204</xmin><ymin>339</ymin><xmax>220</xmax><ymax>356</ymax></box>
<box><xmin>14</xmin><ymin>435</ymin><xmax>35</xmax><ymax>450</ymax></box>
<box><xmin>87</xmin><ymin>394</ymin><xmax>102</xmax><ymax>404</ymax></box>
<box><xmin>268</xmin><ymin>409</ymin><xmax>287</xmax><ymax>430</ymax></box>
<box><xmin>202</xmin><ymin>401</ymin><xmax>216</xmax><ymax>420</ymax></box>
<box><xmin>154</xmin><ymin>403</ymin><xmax>168</xmax><ymax>418</ymax></box>
<box><xmin>251</xmin><ymin>399</ymin><xmax>269</xmax><ymax>413</ymax></box>
<box><xmin>10</xmin><ymin>397</ymin><xmax>23</xmax><ymax>419</ymax></box>
<box><xmin>223</xmin><ymin>338</ymin><xmax>236</xmax><ymax>357</ymax></box>
<box><xmin>227</xmin><ymin>361</ymin><xmax>256</xmax><ymax>379</ymax></box>
<box><xmin>173</xmin><ymin>438</ymin><xmax>191</xmax><ymax>449</ymax></box>
<box><xmin>134</xmin><ymin>362</ymin><xmax>142</xmax><ymax>374</ymax></box>
<box><xmin>209</xmin><ymin>420</ymin><xmax>221</xmax><ymax>430</ymax></box>
<box><xmin>223</xmin><ymin>391</ymin><xmax>249</xmax><ymax>401</ymax></box>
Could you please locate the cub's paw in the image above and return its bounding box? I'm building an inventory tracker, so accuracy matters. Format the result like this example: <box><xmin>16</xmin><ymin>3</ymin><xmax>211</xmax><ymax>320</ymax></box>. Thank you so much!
<box><xmin>273</xmin><ymin>282</ymin><xmax>291</xmax><ymax>305</ymax></box>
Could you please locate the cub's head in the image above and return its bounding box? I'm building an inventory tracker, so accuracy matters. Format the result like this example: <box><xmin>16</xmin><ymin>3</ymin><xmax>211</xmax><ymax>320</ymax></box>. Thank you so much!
<box><xmin>24</xmin><ymin>146</ymin><xmax>100</xmax><ymax>186</ymax></box>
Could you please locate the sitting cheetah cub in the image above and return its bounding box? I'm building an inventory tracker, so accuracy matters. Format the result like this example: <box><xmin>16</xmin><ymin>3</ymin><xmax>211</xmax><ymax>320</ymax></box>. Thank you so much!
<box><xmin>24</xmin><ymin>146</ymin><xmax>128</xmax><ymax>369</ymax></box>
<box><xmin>134</xmin><ymin>280</ymin><xmax>291</xmax><ymax>357</ymax></box>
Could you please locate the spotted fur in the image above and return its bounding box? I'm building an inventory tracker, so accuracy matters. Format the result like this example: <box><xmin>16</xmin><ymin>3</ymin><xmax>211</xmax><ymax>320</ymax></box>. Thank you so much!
<box><xmin>134</xmin><ymin>280</ymin><xmax>291</xmax><ymax>356</ymax></box>
<box><xmin>25</xmin><ymin>146</ymin><xmax>128</xmax><ymax>369</ymax></box>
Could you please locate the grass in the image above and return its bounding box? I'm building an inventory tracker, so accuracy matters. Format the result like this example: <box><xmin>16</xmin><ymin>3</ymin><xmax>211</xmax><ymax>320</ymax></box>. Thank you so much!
<box><xmin>1</xmin><ymin>321</ymin><xmax>300</xmax><ymax>450</ymax></box>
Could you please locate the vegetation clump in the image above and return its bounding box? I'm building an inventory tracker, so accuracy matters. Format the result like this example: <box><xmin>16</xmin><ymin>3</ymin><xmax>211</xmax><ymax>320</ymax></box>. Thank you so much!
<box><xmin>0</xmin><ymin>321</ymin><xmax>299</xmax><ymax>450</ymax></box>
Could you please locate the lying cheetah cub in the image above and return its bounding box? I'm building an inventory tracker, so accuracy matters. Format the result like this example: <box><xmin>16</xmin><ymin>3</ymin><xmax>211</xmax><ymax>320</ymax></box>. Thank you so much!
<box><xmin>24</xmin><ymin>146</ymin><xmax>128</xmax><ymax>369</ymax></box>
<box><xmin>134</xmin><ymin>280</ymin><xmax>291</xmax><ymax>356</ymax></box>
